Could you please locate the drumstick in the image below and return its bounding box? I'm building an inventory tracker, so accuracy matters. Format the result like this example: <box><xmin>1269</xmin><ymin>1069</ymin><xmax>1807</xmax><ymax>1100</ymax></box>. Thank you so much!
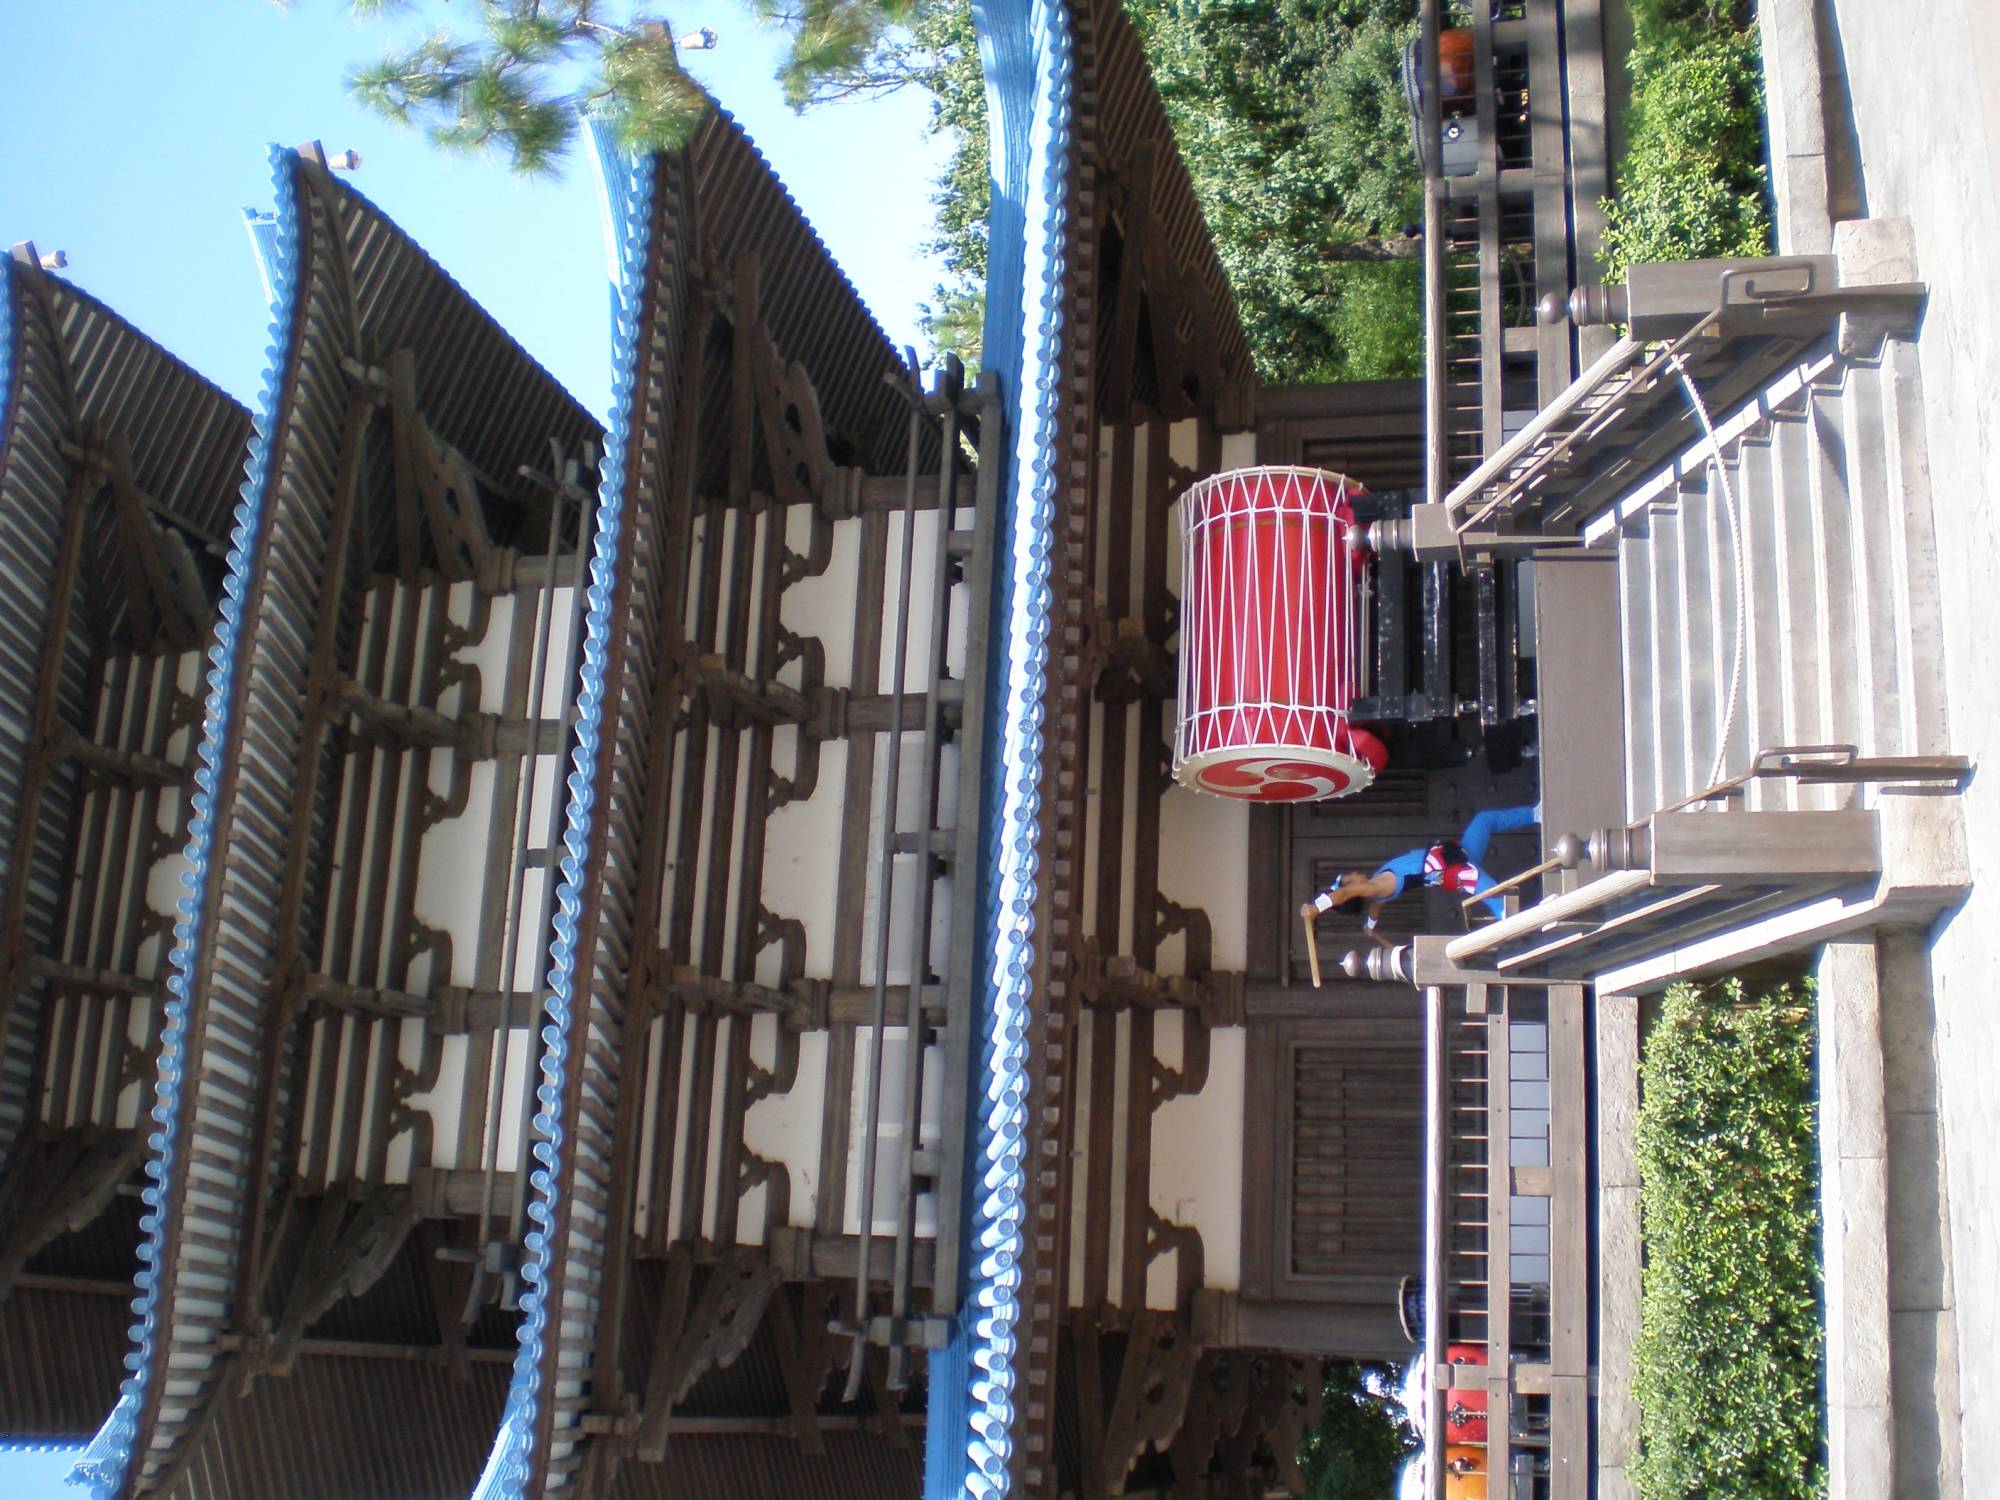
<box><xmin>1303</xmin><ymin>909</ymin><xmax>1323</xmax><ymax>989</ymax></box>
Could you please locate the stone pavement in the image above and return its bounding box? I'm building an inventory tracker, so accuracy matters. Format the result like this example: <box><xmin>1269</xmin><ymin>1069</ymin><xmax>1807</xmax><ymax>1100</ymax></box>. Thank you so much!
<box><xmin>1821</xmin><ymin>0</ymin><xmax>2000</xmax><ymax>1487</ymax></box>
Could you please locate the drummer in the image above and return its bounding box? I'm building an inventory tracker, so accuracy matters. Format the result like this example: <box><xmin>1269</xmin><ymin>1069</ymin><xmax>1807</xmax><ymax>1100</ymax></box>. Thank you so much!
<box><xmin>1299</xmin><ymin>804</ymin><xmax>1539</xmax><ymax>932</ymax></box>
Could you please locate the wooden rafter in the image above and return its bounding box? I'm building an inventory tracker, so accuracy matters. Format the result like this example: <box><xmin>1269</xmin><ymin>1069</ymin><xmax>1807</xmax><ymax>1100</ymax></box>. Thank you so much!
<box><xmin>633</xmin><ymin>1247</ymin><xmax>781</xmax><ymax>1462</ymax></box>
<box><xmin>262</xmin><ymin>1184</ymin><xmax>422</xmax><ymax>1376</ymax></box>
<box><xmin>0</xmin><ymin>1130</ymin><xmax>145</xmax><ymax>1299</ymax></box>
<box><xmin>1100</xmin><ymin>1308</ymin><xmax>1205</xmax><ymax>1498</ymax></box>
<box><xmin>1100</xmin><ymin>142</ymin><xmax>1161</xmax><ymax>423</ymax></box>
<box><xmin>229</xmin><ymin>382</ymin><xmax>381</xmax><ymax>1336</ymax></box>
<box><xmin>0</xmin><ymin>460</ymin><xmax>99</xmax><ymax>1078</ymax></box>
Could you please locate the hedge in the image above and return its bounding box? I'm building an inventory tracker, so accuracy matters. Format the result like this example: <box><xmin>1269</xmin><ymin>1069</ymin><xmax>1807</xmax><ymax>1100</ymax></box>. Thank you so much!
<box><xmin>1600</xmin><ymin>0</ymin><xmax>1772</xmax><ymax>281</ymax></box>
<box><xmin>1631</xmin><ymin>977</ymin><xmax>1825</xmax><ymax>1500</ymax></box>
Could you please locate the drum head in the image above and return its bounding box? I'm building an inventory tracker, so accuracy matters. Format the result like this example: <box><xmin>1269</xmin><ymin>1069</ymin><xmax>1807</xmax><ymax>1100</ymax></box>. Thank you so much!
<box><xmin>1173</xmin><ymin>744</ymin><xmax>1378</xmax><ymax>802</ymax></box>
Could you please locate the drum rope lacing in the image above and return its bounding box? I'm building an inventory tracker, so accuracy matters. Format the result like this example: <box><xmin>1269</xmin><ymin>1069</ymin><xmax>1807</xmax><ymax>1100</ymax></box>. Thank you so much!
<box><xmin>1669</xmin><ymin>351</ymin><xmax>1747</xmax><ymax>793</ymax></box>
<box><xmin>1177</xmin><ymin>469</ymin><xmax>1364</xmax><ymax>762</ymax></box>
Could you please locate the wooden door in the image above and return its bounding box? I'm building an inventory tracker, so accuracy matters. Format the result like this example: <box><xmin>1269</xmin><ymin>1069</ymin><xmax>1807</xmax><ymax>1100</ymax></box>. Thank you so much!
<box><xmin>1239</xmin><ymin>1000</ymin><xmax>1424</xmax><ymax>1358</ymax></box>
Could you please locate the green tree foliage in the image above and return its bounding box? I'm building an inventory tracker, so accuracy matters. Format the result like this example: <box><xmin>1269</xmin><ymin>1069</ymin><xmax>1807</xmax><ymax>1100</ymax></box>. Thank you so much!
<box><xmin>329</xmin><ymin>1</ymin><xmax>710</xmax><ymax>171</ymax></box>
<box><xmin>902</xmin><ymin>0</ymin><xmax>991</xmax><ymax>365</ymax></box>
<box><xmin>1129</xmin><ymin>0</ymin><xmax>1422</xmax><ymax>384</ymax></box>
<box><xmin>323</xmin><ymin>0</ymin><xmax>1423</xmax><ymax>379</ymax></box>
<box><xmin>843</xmin><ymin>0</ymin><xmax>1430</xmax><ymax>377</ymax></box>
<box><xmin>1297</xmin><ymin>1360</ymin><xmax>1420</xmax><ymax>1500</ymax></box>
<box><xmin>1632</xmin><ymin>977</ymin><xmax>1825</xmax><ymax>1500</ymax></box>
<box><xmin>1600</xmin><ymin>0</ymin><xmax>1770</xmax><ymax>280</ymax></box>
<box><xmin>325</xmin><ymin>0</ymin><xmax>926</xmax><ymax>171</ymax></box>
<box><xmin>922</xmin><ymin>284</ymin><xmax>986</xmax><ymax>368</ymax></box>
<box><xmin>323</xmin><ymin>0</ymin><xmax>990</xmax><ymax>358</ymax></box>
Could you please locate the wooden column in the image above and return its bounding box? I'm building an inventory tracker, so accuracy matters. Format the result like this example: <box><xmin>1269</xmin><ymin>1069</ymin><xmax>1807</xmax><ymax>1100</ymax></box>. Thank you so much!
<box><xmin>1548</xmin><ymin>982</ymin><xmax>1590</xmax><ymax>1498</ymax></box>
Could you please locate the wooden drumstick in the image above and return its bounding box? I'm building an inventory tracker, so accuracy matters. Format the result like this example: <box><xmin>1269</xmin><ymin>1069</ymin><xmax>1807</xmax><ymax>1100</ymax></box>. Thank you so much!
<box><xmin>1303</xmin><ymin>908</ymin><xmax>1323</xmax><ymax>989</ymax></box>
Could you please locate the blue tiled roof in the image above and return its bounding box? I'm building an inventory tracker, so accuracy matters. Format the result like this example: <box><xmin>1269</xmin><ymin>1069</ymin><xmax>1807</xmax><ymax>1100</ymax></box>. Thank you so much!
<box><xmin>467</xmin><ymin>114</ymin><xmax>654</xmax><ymax>1500</ymax></box>
<box><xmin>0</xmin><ymin>257</ymin><xmax>12</xmax><ymax>463</ymax></box>
<box><xmin>924</xmin><ymin>2</ymin><xmax>1073</xmax><ymax>1495</ymax></box>
<box><xmin>69</xmin><ymin>144</ymin><xmax>305</xmax><ymax>1497</ymax></box>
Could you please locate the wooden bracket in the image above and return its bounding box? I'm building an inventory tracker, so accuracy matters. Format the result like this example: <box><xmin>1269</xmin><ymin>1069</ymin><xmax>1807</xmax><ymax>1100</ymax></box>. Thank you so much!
<box><xmin>633</xmin><ymin>1247</ymin><xmax>781</xmax><ymax>1462</ymax></box>
<box><xmin>1100</xmin><ymin>1307</ymin><xmax>1205</xmax><ymax>1497</ymax></box>
<box><xmin>264</xmin><ymin>1185</ymin><xmax>422</xmax><ymax>1376</ymax></box>
<box><xmin>0</xmin><ymin>1130</ymin><xmax>145</xmax><ymax>1298</ymax></box>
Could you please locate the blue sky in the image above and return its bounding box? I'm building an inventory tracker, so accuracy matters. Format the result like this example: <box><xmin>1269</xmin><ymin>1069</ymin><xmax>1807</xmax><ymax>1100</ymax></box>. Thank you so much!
<box><xmin>0</xmin><ymin>1443</ymin><xmax>81</xmax><ymax>1499</ymax></box>
<box><xmin>0</xmin><ymin>6</ymin><xmax>948</xmax><ymax>1489</ymax></box>
<box><xmin>0</xmin><ymin>1</ymin><xmax>954</xmax><ymax>422</ymax></box>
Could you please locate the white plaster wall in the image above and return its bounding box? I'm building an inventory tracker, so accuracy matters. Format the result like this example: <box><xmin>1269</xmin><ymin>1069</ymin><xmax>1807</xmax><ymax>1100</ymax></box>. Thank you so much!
<box><xmin>741</xmin><ymin>1019</ymin><xmax>827</xmax><ymax>1232</ymax></box>
<box><xmin>1149</xmin><ymin>1019</ymin><xmax>1246</xmax><ymax>1299</ymax></box>
<box><xmin>345</xmin><ymin>579</ymin><xmax>577</xmax><ymax>1181</ymax></box>
<box><xmin>644</xmin><ymin>499</ymin><xmax>968</xmax><ymax>1240</ymax></box>
<box><xmin>761</xmin><ymin>735</ymin><xmax>847</xmax><ymax>982</ymax></box>
<box><xmin>841</xmin><ymin>1025</ymin><xmax>942</xmax><ymax>1239</ymax></box>
<box><xmin>116</xmin><ymin>647</ymin><xmax>203</xmax><ymax>1130</ymax></box>
<box><xmin>1157</xmin><ymin>781</ymin><xmax>1250</xmax><ymax>975</ymax></box>
<box><xmin>1067</xmin><ymin>1011</ymin><xmax>1250</xmax><ymax>1308</ymax></box>
<box><xmin>786</xmin><ymin>511</ymin><xmax>860</xmax><ymax>689</ymax></box>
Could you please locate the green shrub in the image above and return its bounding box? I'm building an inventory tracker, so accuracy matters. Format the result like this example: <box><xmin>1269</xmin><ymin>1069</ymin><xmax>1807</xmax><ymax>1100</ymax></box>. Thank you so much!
<box><xmin>1297</xmin><ymin>1360</ymin><xmax>1420</xmax><ymax>1500</ymax></box>
<box><xmin>1631</xmin><ymin>977</ymin><xmax>1826</xmax><ymax>1500</ymax></box>
<box><xmin>1628</xmin><ymin>0</ymin><xmax>1755</xmax><ymax>60</ymax></box>
<box><xmin>1323</xmin><ymin>258</ymin><xmax>1426</xmax><ymax>382</ymax></box>
<box><xmin>1600</xmin><ymin>19</ymin><xmax>1771</xmax><ymax>281</ymax></box>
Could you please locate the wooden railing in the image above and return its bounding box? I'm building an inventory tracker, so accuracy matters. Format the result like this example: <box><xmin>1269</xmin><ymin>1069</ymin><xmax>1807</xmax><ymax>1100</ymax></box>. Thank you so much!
<box><xmin>1424</xmin><ymin>972</ymin><xmax>1586</xmax><ymax>1499</ymax></box>
<box><xmin>1441</xmin><ymin>257</ymin><xmax>1928</xmax><ymax>542</ymax></box>
<box><xmin>840</xmin><ymin>358</ymin><xmax>1002</xmax><ymax>1389</ymax></box>
<box><xmin>1416</xmin><ymin>0</ymin><xmax>1581</xmax><ymax>509</ymax></box>
<box><xmin>1392</xmin><ymin>747</ymin><xmax>1967</xmax><ymax>1497</ymax></box>
<box><xmin>1439</xmin><ymin>751</ymin><xmax>1965</xmax><ymax>984</ymax></box>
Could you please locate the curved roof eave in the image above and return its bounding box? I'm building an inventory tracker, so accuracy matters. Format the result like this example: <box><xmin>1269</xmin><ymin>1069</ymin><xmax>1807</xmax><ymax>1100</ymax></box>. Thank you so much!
<box><xmin>70</xmin><ymin>143</ymin><xmax>308</xmax><ymax>1500</ymax></box>
<box><xmin>923</xmin><ymin>1</ymin><xmax>1074</xmax><ymax>1495</ymax></box>
<box><xmin>469</xmin><ymin>115</ymin><xmax>655</xmax><ymax>1500</ymax></box>
<box><xmin>73</xmin><ymin>140</ymin><xmax>602</xmax><ymax>1499</ymax></box>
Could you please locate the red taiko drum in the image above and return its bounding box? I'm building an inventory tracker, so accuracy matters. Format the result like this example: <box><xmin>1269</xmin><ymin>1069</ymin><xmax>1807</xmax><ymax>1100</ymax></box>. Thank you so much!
<box><xmin>1173</xmin><ymin>467</ymin><xmax>1388</xmax><ymax>802</ymax></box>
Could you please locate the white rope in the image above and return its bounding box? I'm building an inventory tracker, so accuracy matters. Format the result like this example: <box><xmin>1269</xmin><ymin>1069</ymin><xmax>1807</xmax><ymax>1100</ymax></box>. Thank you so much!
<box><xmin>1669</xmin><ymin>352</ymin><xmax>1747</xmax><ymax>792</ymax></box>
<box><xmin>1174</xmin><ymin>469</ymin><xmax>1370</xmax><ymax>774</ymax></box>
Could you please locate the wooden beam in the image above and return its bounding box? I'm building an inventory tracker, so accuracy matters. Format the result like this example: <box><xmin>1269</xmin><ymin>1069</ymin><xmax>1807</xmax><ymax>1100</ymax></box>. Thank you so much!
<box><xmin>633</xmin><ymin>1246</ymin><xmax>695</xmax><ymax>1456</ymax></box>
<box><xmin>265</xmin><ymin>1186</ymin><xmax>422</xmax><ymax>1376</ymax></box>
<box><xmin>634</xmin><ymin>1248</ymin><xmax>780</xmax><ymax>1463</ymax></box>
<box><xmin>765</xmin><ymin>1225</ymin><xmax>936</xmax><ymax>1289</ymax></box>
<box><xmin>418</xmin><ymin>1219</ymin><xmax>473</xmax><ymax>1381</ymax></box>
<box><xmin>422</xmin><ymin>1168</ymin><xmax>522</xmax><ymax>1218</ymax></box>
<box><xmin>102</xmin><ymin>434</ymin><xmax>207</xmax><ymax>652</ymax></box>
<box><xmin>1119</xmin><ymin>1007</ymin><xmax>1156</xmax><ymax>1310</ymax></box>
<box><xmin>765</xmin><ymin>1282</ymin><xmax>829</xmax><ymax>1454</ymax></box>
<box><xmin>1100</xmin><ymin>144</ymin><xmax>1161</xmax><ymax>421</ymax></box>
<box><xmin>213</xmin><ymin>1331</ymin><xmax>514</xmax><ymax>1365</ymax></box>
<box><xmin>864</xmin><ymin>1345</ymin><xmax>912</xmax><ymax>1452</ymax></box>
<box><xmin>1073</xmin><ymin>1310</ymin><xmax>1108</xmax><ymax>1500</ymax></box>
<box><xmin>333</xmin><ymin>675</ymin><xmax>492</xmax><ymax>753</ymax></box>
<box><xmin>0</xmin><ymin>1131</ymin><xmax>144</xmax><ymax>1296</ymax></box>
<box><xmin>1100</xmin><ymin>1308</ymin><xmax>1203</xmax><ymax>1497</ymax></box>
<box><xmin>644</xmin><ymin>1413</ymin><xmax>923</xmax><ymax>1437</ymax></box>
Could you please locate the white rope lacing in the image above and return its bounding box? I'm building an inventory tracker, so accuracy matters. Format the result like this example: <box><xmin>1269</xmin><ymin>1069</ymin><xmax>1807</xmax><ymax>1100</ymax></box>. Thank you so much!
<box><xmin>1669</xmin><ymin>352</ymin><xmax>1747</xmax><ymax>792</ymax></box>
